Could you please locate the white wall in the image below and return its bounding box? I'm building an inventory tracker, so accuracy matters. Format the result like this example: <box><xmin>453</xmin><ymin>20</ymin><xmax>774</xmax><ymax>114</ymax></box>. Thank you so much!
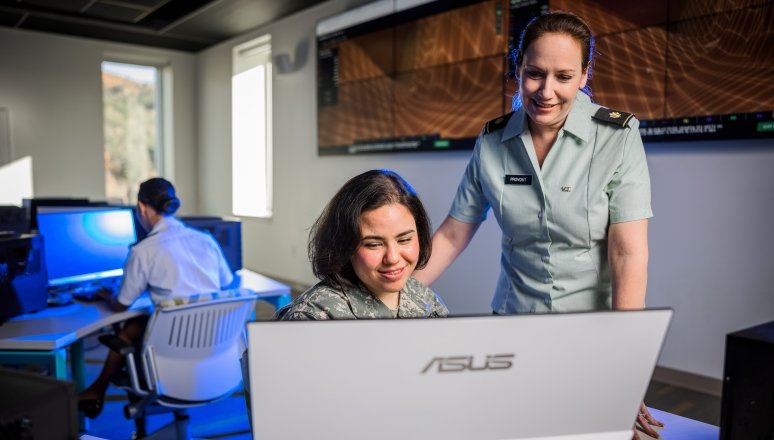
<box><xmin>196</xmin><ymin>0</ymin><xmax>501</xmax><ymax>315</ymax></box>
<box><xmin>0</xmin><ymin>28</ymin><xmax>199</xmax><ymax>212</ymax></box>
<box><xmin>646</xmin><ymin>141</ymin><xmax>774</xmax><ymax>377</ymax></box>
<box><xmin>196</xmin><ymin>0</ymin><xmax>774</xmax><ymax>381</ymax></box>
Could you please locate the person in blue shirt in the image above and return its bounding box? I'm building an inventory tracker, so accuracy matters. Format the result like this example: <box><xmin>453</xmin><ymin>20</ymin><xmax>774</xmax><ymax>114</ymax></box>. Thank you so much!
<box><xmin>78</xmin><ymin>177</ymin><xmax>234</xmax><ymax>419</ymax></box>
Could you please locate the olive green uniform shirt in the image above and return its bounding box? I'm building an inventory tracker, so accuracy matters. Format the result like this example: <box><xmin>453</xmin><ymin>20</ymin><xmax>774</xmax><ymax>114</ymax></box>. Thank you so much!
<box><xmin>450</xmin><ymin>93</ymin><xmax>652</xmax><ymax>313</ymax></box>
<box><xmin>277</xmin><ymin>277</ymin><xmax>448</xmax><ymax>320</ymax></box>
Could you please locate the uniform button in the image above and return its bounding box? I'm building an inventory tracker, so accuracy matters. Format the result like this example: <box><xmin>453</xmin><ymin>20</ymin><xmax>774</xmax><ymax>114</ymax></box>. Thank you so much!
<box><xmin>542</xmin><ymin>255</ymin><xmax>549</xmax><ymax>263</ymax></box>
<box><xmin>537</xmin><ymin>212</ymin><xmax>543</xmax><ymax>219</ymax></box>
<box><xmin>544</xmin><ymin>297</ymin><xmax>551</xmax><ymax>306</ymax></box>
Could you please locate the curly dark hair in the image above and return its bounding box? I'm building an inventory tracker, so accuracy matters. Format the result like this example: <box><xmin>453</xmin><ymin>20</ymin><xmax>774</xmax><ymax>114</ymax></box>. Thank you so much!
<box><xmin>308</xmin><ymin>169</ymin><xmax>432</xmax><ymax>289</ymax></box>
<box><xmin>511</xmin><ymin>11</ymin><xmax>595</xmax><ymax>109</ymax></box>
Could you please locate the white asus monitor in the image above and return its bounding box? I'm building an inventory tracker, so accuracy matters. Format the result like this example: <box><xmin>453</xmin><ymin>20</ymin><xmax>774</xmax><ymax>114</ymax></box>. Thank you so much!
<box><xmin>246</xmin><ymin>309</ymin><xmax>672</xmax><ymax>440</ymax></box>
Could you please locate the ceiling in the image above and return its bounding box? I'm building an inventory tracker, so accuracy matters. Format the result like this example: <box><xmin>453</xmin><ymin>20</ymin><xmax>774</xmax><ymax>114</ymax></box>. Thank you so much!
<box><xmin>0</xmin><ymin>0</ymin><xmax>328</xmax><ymax>52</ymax></box>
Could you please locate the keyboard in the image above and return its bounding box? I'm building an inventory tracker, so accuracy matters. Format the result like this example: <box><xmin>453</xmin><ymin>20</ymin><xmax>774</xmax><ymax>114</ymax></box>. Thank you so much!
<box><xmin>47</xmin><ymin>291</ymin><xmax>73</xmax><ymax>307</ymax></box>
<box><xmin>71</xmin><ymin>285</ymin><xmax>113</xmax><ymax>301</ymax></box>
<box><xmin>51</xmin><ymin>282</ymin><xmax>113</xmax><ymax>301</ymax></box>
<box><xmin>48</xmin><ymin>278</ymin><xmax>120</xmax><ymax>302</ymax></box>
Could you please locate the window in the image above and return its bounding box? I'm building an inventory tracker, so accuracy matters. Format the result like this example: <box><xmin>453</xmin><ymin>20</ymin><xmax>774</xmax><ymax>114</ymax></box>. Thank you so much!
<box><xmin>101</xmin><ymin>61</ymin><xmax>163</xmax><ymax>204</ymax></box>
<box><xmin>232</xmin><ymin>35</ymin><xmax>273</xmax><ymax>218</ymax></box>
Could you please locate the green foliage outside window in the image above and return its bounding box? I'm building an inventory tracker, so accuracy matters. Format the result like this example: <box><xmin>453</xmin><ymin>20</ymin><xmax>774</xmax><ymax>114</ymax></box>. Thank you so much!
<box><xmin>102</xmin><ymin>63</ymin><xmax>159</xmax><ymax>203</ymax></box>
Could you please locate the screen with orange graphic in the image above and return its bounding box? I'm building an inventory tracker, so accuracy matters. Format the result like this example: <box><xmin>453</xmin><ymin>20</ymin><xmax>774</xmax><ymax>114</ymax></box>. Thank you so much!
<box><xmin>316</xmin><ymin>0</ymin><xmax>774</xmax><ymax>155</ymax></box>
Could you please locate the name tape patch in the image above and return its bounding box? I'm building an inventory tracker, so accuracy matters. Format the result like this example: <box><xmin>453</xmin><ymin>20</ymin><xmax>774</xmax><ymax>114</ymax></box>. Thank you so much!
<box><xmin>504</xmin><ymin>174</ymin><xmax>532</xmax><ymax>185</ymax></box>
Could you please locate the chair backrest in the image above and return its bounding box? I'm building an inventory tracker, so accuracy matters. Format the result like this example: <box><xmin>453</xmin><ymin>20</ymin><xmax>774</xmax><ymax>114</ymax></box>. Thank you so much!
<box><xmin>141</xmin><ymin>290</ymin><xmax>257</xmax><ymax>402</ymax></box>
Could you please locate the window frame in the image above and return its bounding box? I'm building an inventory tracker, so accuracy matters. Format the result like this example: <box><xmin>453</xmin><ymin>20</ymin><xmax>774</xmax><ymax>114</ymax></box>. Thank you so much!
<box><xmin>231</xmin><ymin>34</ymin><xmax>273</xmax><ymax>219</ymax></box>
<box><xmin>101</xmin><ymin>54</ymin><xmax>170</xmax><ymax>203</ymax></box>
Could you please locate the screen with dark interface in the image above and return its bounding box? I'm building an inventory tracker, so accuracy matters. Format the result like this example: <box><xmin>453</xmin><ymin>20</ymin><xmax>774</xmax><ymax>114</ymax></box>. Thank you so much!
<box><xmin>555</xmin><ymin>0</ymin><xmax>774</xmax><ymax>142</ymax></box>
<box><xmin>316</xmin><ymin>0</ymin><xmax>774</xmax><ymax>155</ymax></box>
<box><xmin>36</xmin><ymin>208</ymin><xmax>136</xmax><ymax>287</ymax></box>
<box><xmin>317</xmin><ymin>0</ymin><xmax>545</xmax><ymax>155</ymax></box>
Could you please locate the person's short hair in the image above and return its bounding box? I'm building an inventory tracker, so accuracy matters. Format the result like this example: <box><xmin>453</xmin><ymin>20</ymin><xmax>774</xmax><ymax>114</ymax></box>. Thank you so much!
<box><xmin>138</xmin><ymin>177</ymin><xmax>181</xmax><ymax>215</ymax></box>
<box><xmin>308</xmin><ymin>169</ymin><xmax>432</xmax><ymax>289</ymax></box>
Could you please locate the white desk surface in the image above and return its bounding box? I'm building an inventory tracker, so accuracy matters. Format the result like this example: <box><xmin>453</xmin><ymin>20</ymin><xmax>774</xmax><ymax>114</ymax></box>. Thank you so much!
<box><xmin>0</xmin><ymin>296</ymin><xmax>150</xmax><ymax>351</ymax></box>
<box><xmin>0</xmin><ymin>269</ymin><xmax>289</xmax><ymax>351</ymax></box>
<box><xmin>638</xmin><ymin>408</ymin><xmax>719</xmax><ymax>440</ymax></box>
<box><xmin>238</xmin><ymin>269</ymin><xmax>291</xmax><ymax>298</ymax></box>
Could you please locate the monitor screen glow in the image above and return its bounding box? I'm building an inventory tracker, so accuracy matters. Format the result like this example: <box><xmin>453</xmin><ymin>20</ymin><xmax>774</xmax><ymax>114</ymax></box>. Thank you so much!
<box><xmin>36</xmin><ymin>208</ymin><xmax>137</xmax><ymax>287</ymax></box>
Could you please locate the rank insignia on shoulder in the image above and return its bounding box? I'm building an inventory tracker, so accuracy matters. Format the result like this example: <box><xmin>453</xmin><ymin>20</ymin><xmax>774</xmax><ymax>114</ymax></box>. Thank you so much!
<box><xmin>593</xmin><ymin>107</ymin><xmax>634</xmax><ymax>128</ymax></box>
<box><xmin>485</xmin><ymin>112</ymin><xmax>514</xmax><ymax>134</ymax></box>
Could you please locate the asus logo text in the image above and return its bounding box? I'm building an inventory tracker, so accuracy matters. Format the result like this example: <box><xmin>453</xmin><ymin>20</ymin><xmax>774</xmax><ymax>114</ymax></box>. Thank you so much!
<box><xmin>420</xmin><ymin>354</ymin><xmax>515</xmax><ymax>374</ymax></box>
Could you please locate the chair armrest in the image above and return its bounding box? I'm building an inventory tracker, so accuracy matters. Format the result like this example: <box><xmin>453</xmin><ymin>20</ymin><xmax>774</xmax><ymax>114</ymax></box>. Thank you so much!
<box><xmin>98</xmin><ymin>334</ymin><xmax>135</xmax><ymax>356</ymax></box>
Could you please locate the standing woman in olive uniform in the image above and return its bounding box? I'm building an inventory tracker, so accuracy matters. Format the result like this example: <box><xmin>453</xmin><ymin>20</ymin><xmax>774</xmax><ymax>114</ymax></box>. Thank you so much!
<box><xmin>414</xmin><ymin>11</ymin><xmax>660</xmax><ymax>439</ymax></box>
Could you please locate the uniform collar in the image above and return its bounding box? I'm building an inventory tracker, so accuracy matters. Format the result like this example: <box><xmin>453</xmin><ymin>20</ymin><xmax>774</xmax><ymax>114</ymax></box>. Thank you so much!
<box><xmin>345</xmin><ymin>283</ymin><xmax>402</xmax><ymax>319</ymax></box>
<box><xmin>562</xmin><ymin>92</ymin><xmax>593</xmax><ymax>143</ymax></box>
<box><xmin>500</xmin><ymin>92</ymin><xmax>594</xmax><ymax>144</ymax></box>
<box><xmin>501</xmin><ymin>109</ymin><xmax>527</xmax><ymax>142</ymax></box>
<box><xmin>145</xmin><ymin>215</ymin><xmax>182</xmax><ymax>237</ymax></box>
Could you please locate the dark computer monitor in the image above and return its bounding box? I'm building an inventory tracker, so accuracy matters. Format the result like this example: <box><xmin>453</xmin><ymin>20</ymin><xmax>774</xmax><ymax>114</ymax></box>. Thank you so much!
<box><xmin>36</xmin><ymin>207</ymin><xmax>137</xmax><ymax>287</ymax></box>
<box><xmin>0</xmin><ymin>205</ymin><xmax>28</xmax><ymax>235</ymax></box>
<box><xmin>23</xmin><ymin>197</ymin><xmax>99</xmax><ymax>231</ymax></box>
<box><xmin>0</xmin><ymin>367</ymin><xmax>79</xmax><ymax>439</ymax></box>
<box><xmin>179</xmin><ymin>216</ymin><xmax>242</xmax><ymax>273</ymax></box>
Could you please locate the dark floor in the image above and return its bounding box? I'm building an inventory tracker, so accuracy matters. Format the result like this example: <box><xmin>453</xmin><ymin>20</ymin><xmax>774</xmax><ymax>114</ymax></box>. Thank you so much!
<box><xmin>645</xmin><ymin>380</ymin><xmax>721</xmax><ymax>426</ymax></box>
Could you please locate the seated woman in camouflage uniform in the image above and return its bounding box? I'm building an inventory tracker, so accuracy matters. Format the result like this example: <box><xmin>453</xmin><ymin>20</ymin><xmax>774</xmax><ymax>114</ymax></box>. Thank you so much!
<box><xmin>277</xmin><ymin>169</ymin><xmax>448</xmax><ymax>320</ymax></box>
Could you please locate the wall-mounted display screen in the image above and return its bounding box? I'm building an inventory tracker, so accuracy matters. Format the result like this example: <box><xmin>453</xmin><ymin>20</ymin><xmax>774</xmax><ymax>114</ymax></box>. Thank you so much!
<box><xmin>316</xmin><ymin>0</ymin><xmax>774</xmax><ymax>155</ymax></box>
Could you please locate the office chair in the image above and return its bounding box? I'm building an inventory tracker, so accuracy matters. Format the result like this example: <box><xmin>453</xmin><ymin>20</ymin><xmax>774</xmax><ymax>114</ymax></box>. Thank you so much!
<box><xmin>100</xmin><ymin>289</ymin><xmax>257</xmax><ymax>440</ymax></box>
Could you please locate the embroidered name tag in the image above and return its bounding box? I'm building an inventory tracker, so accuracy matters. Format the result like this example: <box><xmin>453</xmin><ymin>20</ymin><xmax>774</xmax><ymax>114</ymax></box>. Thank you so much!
<box><xmin>504</xmin><ymin>174</ymin><xmax>532</xmax><ymax>185</ymax></box>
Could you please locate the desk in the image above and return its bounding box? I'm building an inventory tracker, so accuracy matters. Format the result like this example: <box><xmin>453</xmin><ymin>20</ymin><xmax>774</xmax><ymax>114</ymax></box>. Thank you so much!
<box><xmin>238</xmin><ymin>269</ymin><xmax>292</xmax><ymax>310</ymax></box>
<box><xmin>0</xmin><ymin>268</ymin><xmax>290</xmax><ymax>389</ymax></box>
<box><xmin>639</xmin><ymin>408</ymin><xmax>719</xmax><ymax>440</ymax></box>
<box><xmin>0</xmin><ymin>297</ymin><xmax>150</xmax><ymax>388</ymax></box>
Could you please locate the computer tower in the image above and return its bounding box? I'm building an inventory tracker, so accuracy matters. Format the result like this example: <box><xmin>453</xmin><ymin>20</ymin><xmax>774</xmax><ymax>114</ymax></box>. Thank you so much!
<box><xmin>0</xmin><ymin>205</ymin><xmax>28</xmax><ymax>235</ymax></box>
<box><xmin>720</xmin><ymin>320</ymin><xmax>774</xmax><ymax>440</ymax></box>
<box><xmin>0</xmin><ymin>234</ymin><xmax>49</xmax><ymax>324</ymax></box>
<box><xmin>0</xmin><ymin>367</ymin><xmax>79</xmax><ymax>439</ymax></box>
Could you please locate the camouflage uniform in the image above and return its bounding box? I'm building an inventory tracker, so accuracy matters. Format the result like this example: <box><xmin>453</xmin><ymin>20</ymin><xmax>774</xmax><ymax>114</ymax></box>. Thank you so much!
<box><xmin>277</xmin><ymin>277</ymin><xmax>448</xmax><ymax>320</ymax></box>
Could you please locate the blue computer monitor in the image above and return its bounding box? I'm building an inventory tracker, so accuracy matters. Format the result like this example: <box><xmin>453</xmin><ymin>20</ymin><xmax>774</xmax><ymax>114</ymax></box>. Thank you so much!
<box><xmin>36</xmin><ymin>207</ymin><xmax>137</xmax><ymax>287</ymax></box>
<box><xmin>178</xmin><ymin>216</ymin><xmax>242</xmax><ymax>273</ymax></box>
<box><xmin>23</xmin><ymin>197</ymin><xmax>94</xmax><ymax>231</ymax></box>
